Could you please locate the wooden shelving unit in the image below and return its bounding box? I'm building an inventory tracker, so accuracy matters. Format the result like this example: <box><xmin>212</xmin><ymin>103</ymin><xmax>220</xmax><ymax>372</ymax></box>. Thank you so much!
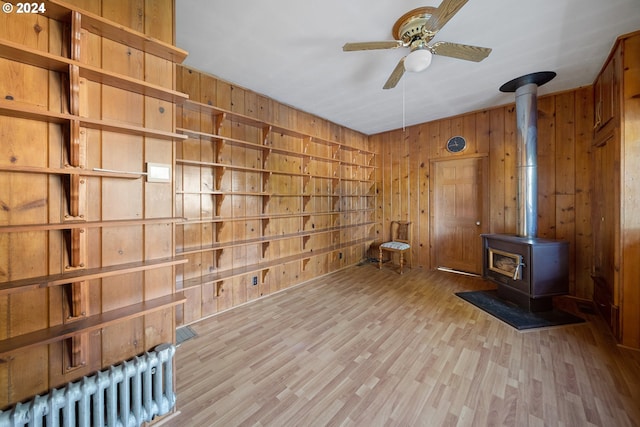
<box><xmin>176</xmin><ymin>223</ymin><xmax>375</xmax><ymax>256</ymax></box>
<box><xmin>0</xmin><ymin>293</ymin><xmax>186</xmax><ymax>358</ymax></box>
<box><xmin>0</xmin><ymin>0</ymin><xmax>188</xmax><ymax>387</ymax></box>
<box><xmin>41</xmin><ymin>0</ymin><xmax>188</xmax><ymax>63</ymax></box>
<box><xmin>591</xmin><ymin>31</ymin><xmax>640</xmax><ymax>348</ymax></box>
<box><xmin>0</xmin><ymin>257</ymin><xmax>187</xmax><ymax>296</ymax></box>
<box><xmin>0</xmin><ymin>100</ymin><xmax>187</xmax><ymax>141</ymax></box>
<box><xmin>0</xmin><ymin>164</ymin><xmax>145</xmax><ymax>179</ymax></box>
<box><xmin>175</xmin><ymin>80</ymin><xmax>377</xmax><ymax>323</ymax></box>
<box><xmin>0</xmin><ymin>217</ymin><xmax>184</xmax><ymax>233</ymax></box>
<box><xmin>176</xmin><ymin>238</ymin><xmax>374</xmax><ymax>291</ymax></box>
<box><xmin>0</xmin><ymin>38</ymin><xmax>188</xmax><ymax>103</ymax></box>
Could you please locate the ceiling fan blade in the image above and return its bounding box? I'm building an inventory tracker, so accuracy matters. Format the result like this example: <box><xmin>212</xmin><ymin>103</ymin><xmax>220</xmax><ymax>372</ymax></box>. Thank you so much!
<box><xmin>430</xmin><ymin>41</ymin><xmax>492</xmax><ymax>62</ymax></box>
<box><xmin>423</xmin><ymin>0</ymin><xmax>468</xmax><ymax>34</ymax></box>
<box><xmin>343</xmin><ymin>41</ymin><xmax>403</xmax><ymax>51</ymax></box>
<box><xmin>383</xmin><ymin>57</ymin><xmax>406</xmax><ymax>90</ymax></box>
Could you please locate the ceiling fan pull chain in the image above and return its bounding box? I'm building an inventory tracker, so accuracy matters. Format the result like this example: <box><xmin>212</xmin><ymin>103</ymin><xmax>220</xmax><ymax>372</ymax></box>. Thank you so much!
<box><xmin>402</xmin><ymin>77</ymin><xmax>406</xmax><ymax>131</ymax></box>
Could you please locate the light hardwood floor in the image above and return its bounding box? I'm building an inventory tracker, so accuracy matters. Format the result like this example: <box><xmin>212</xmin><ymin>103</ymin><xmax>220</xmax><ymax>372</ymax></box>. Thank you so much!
<box><xmin>170</xmin><ymin>265</ymin><xmax>640</xmax><ymax>426</ymax></box>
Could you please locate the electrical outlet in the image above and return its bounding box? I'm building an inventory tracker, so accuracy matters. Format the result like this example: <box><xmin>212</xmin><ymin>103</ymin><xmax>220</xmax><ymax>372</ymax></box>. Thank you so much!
<box><xmin>339</xmin><ymin>252</ymin><xmax>343</xmax><ymax>259</ymax></box>
<box><xmin>252</xmin><ymin>276</ymin><xmax>258</xmax><ymax>286</ymax></box>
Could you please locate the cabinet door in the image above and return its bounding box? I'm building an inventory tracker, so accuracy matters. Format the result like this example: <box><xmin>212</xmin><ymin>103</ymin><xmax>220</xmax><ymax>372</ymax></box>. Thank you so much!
<box><xmin>593</xmin><ymin>47</ymin><xmax>619</xmax><ymax>133</ymax></box>
<box><xmin>592</xmin><ymin>133</ymin><xmax>619</xmax><ymax>335</ymax></box>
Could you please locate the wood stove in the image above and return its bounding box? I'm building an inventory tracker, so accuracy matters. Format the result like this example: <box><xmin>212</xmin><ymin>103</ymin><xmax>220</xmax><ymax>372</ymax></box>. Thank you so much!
<box><xmin>482</xmin><ymin>234</ymin><xmax>569</xmax><ymax>312</ymax></box>
<box><xmin>481</xmin><ymin>71</ymin><xmax>570</xmax><ymax>312</ymax></box>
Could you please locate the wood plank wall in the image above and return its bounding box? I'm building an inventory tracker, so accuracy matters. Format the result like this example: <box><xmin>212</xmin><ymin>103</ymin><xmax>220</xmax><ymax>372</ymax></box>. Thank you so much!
<box><xmin>0</xmin><ymin>0</ymin><xmax>602</xmax><ymax>409</ymax></box>
<box><xmin>175</xmin><ymin>66</ymin><xmax>375</xmax><ymax>326</ymax></box>
<box><xmin>370</xmin><ymin>87</ymin><xmax>594</xmax><ymax>299</ymax></box>
<box><xmin>0</xmin><ymin>0</ymin><xmax>181</xmax><ymax>409</ymax></box>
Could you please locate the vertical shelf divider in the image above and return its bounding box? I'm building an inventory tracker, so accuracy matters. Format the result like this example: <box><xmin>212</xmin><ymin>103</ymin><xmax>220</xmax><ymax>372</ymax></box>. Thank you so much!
<box><xmin>65</xmin><ymin>9</ymin><xmax>88</xmax><ymax>372</ymax></box>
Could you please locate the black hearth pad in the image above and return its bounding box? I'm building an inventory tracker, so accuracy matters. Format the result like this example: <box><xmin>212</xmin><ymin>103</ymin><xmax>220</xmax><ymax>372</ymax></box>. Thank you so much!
<box><xmin>455</xmin><ymin>290</ymin><xmax>586</xmax><ymax>330</ymax></box>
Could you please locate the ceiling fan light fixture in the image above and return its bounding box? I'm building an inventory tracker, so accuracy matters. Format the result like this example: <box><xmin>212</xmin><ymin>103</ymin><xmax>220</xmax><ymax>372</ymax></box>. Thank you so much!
<box><xmin>404</xmin><ymin>48</ymin><xmax>432</xmax><ymax>72</ymax></box>
<box><xmin>342</xmin><ymin>2</ymin><xmax>492</xmax><ymax>89</ymax></box>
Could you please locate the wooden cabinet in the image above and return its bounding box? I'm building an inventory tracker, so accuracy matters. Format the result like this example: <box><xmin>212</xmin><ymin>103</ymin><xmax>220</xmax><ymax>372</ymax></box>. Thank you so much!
<box><xmin>591</xmin><ymin>30</ymin><xmax>640</xmax><ymax>349</ymax></box>
<box><xmin>592</xmin><ymin>132</ymin><xmax>619</xmax><ymax>334</ymax></box>
<box><xmin>0</xmin><ymin>0</ymin><xmax>187</xmax><ymax>406</ymax></box>
<box><xmin>593</xmin><ymin>46</ymin><xmax>618</xmax><ymax>135</ymax></box>
<box><xmin>174</xmin><ymin>68</ymin><xmax>377</xmax><ymax>324</ymax></box>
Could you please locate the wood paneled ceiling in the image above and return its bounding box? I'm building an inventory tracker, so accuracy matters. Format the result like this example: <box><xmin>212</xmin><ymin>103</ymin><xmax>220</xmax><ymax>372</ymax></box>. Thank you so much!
<box><xmin>176</xmin><ymin>0</ymin><xmax>640</xmax><ymax>135</ymax></box>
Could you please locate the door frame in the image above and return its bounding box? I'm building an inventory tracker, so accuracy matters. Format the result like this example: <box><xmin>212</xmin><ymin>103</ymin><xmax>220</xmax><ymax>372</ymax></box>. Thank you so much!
<box><xmin>429</xmin><ymin>153</ymin><xmax>489</xmax><ymax>273</ymax></box>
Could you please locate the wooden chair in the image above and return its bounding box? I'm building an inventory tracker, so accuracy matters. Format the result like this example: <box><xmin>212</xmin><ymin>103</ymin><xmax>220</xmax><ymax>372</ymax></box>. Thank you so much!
<box><xmin>379</xmin><ymin>221</ymin><xmax>412</xmax><ymax>274</ymax></box>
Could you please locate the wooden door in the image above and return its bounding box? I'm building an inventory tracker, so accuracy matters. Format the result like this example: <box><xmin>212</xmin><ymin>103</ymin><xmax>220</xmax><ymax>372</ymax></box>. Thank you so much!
<box><xmin>432</xmin><ymin>157</ymin><xmax>486</xmax><ymax>274</ymax></box>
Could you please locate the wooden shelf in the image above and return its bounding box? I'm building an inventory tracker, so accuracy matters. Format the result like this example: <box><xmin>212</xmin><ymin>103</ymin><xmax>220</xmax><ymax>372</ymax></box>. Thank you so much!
<box><xmin>176</xmin><ymin>211</ymin><xmax>341</xmax><ymax>225</ymax></box>
<box><xmin>0</xmin><ymin>38</ymin><xmax>188</xmax><ymax>104</ymax></box>
<box><xmin>181</xmin><ymin>100</ymin><xmax>376</xmax><ymax>156</ymax></box>
<box><xmin>267</xmin><ymin>193</ymin><xmax>327</xmax><ymax>198</ymax></box>
<box><xmin>176</xmin><ymin>223</ymin><xmax>373</xmax><ymax>256</ymax></box>
<box><xmin>80</xmin><ymin>115</ymin><xmax>186</xmax><ymax>140</ymax></box>
<box><xmin>177</xmin><ymin>157</ymin><xmax>366</xmax><ymax>182</ymax></box>
<box><xmin>177</xmin><ymin>238</ymin><xmax>374</xmax><ymax>290</ymax></box>
<box><xmin>177</xmin><ymin>128</ymin><xmax>267</xmax><ymax>151</ymax></box>
<box><xmin>338</xmin><ymin>178</ymin><xmax>375</xmax><ymax>184</ymax></box>
<box><xmin>183</xmin><ymin>100</ymin><xmax>306</xmax><ymax>140</ymax></box>
<box><xmin>335</xmin><ymin>209</ymin><xmax>376</xmax><ymax>214</ymax></box>
<box><xmin>177</xmin><ymin>128</ymin><xmax>370</xmax><ymax>168</ymax></box>
<box><xmin>300</xmin><ymin>211</ymin><xmax>342</xmax><ymax>217</ymax></box>
<box><xmin>42</xmin><ymin>0</ymin><xmax>188</xmax><ymax>63</ymax></box>
<box><xmin>0</xmin><ymin>164</ymin><xmax>143</xmax><ymax>179</ymax></box>
<box><xmin>0</xmin><ymin>257</ymin><xmax>188</xmax><ymax>296</ymax></box>
<box><xmin>339</xmin><ymin>193</ymin><xmax>377</xmax><ymax>198</ymax></box>
<box><xmin>0</xmin><ymin>100</ymin><xmax>187</xmax><ymax>141</ymax></box>
<box><xmin>0</xmin><ymin>293</ymin><xmax>186</xmax><ymax>358</ymax></box>
<box><xmin>178</xmin><ymin>158</ymin><xmax>325</xmax><ymax>179</ymax></box>
<box><xmin>176</xmin><ymin>190</ymin><xmax>268</xmax><ymax>196</ymax></box>
<box><xmin>0</xmin><ymin>217</ymin><xmax>184</xmax><ymax>233</ymax></box>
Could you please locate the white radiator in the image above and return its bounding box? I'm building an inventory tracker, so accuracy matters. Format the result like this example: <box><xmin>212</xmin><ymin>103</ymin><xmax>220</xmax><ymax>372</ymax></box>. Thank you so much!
<box><xmin>0</xmin><ymin>343</ymin><xmax>176</xmax><ymax>427</ymax></box>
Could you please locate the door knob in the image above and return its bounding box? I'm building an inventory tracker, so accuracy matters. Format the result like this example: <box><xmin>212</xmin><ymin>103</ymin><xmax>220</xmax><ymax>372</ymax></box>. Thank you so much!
<box><xmin>476</xmin><ymin>221</ymin><xmax>481</xmax><ymax>226</ymax></box>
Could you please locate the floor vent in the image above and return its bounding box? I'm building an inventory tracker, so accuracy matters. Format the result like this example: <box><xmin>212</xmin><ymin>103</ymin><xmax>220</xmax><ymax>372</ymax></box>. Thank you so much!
<box><xmin>176</xmin><ymin>326</ymin><xmax>197</xmax><ymax>346</ymax></box>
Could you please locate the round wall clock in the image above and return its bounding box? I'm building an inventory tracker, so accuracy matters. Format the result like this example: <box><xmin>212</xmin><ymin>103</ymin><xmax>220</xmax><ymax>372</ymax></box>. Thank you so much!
<box><xmin>446</xmin><ymin>136</ymin><xmax>467</xmax><ymax>153</ymax></box>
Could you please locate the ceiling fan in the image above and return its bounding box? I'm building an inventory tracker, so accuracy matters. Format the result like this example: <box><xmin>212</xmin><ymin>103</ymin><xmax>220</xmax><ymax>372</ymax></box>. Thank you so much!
<box><xmin>343</xmin><ymin>0</ymin><xmax>492</xmax><ymax>89</ymax></box>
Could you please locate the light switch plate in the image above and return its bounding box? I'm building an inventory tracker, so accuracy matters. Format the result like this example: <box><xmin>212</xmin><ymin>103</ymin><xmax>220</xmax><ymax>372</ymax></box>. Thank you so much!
<box><xmin>146</xmin><ymin>162</ymin><xmax>171</xmax><ymax>183</ymax></box>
